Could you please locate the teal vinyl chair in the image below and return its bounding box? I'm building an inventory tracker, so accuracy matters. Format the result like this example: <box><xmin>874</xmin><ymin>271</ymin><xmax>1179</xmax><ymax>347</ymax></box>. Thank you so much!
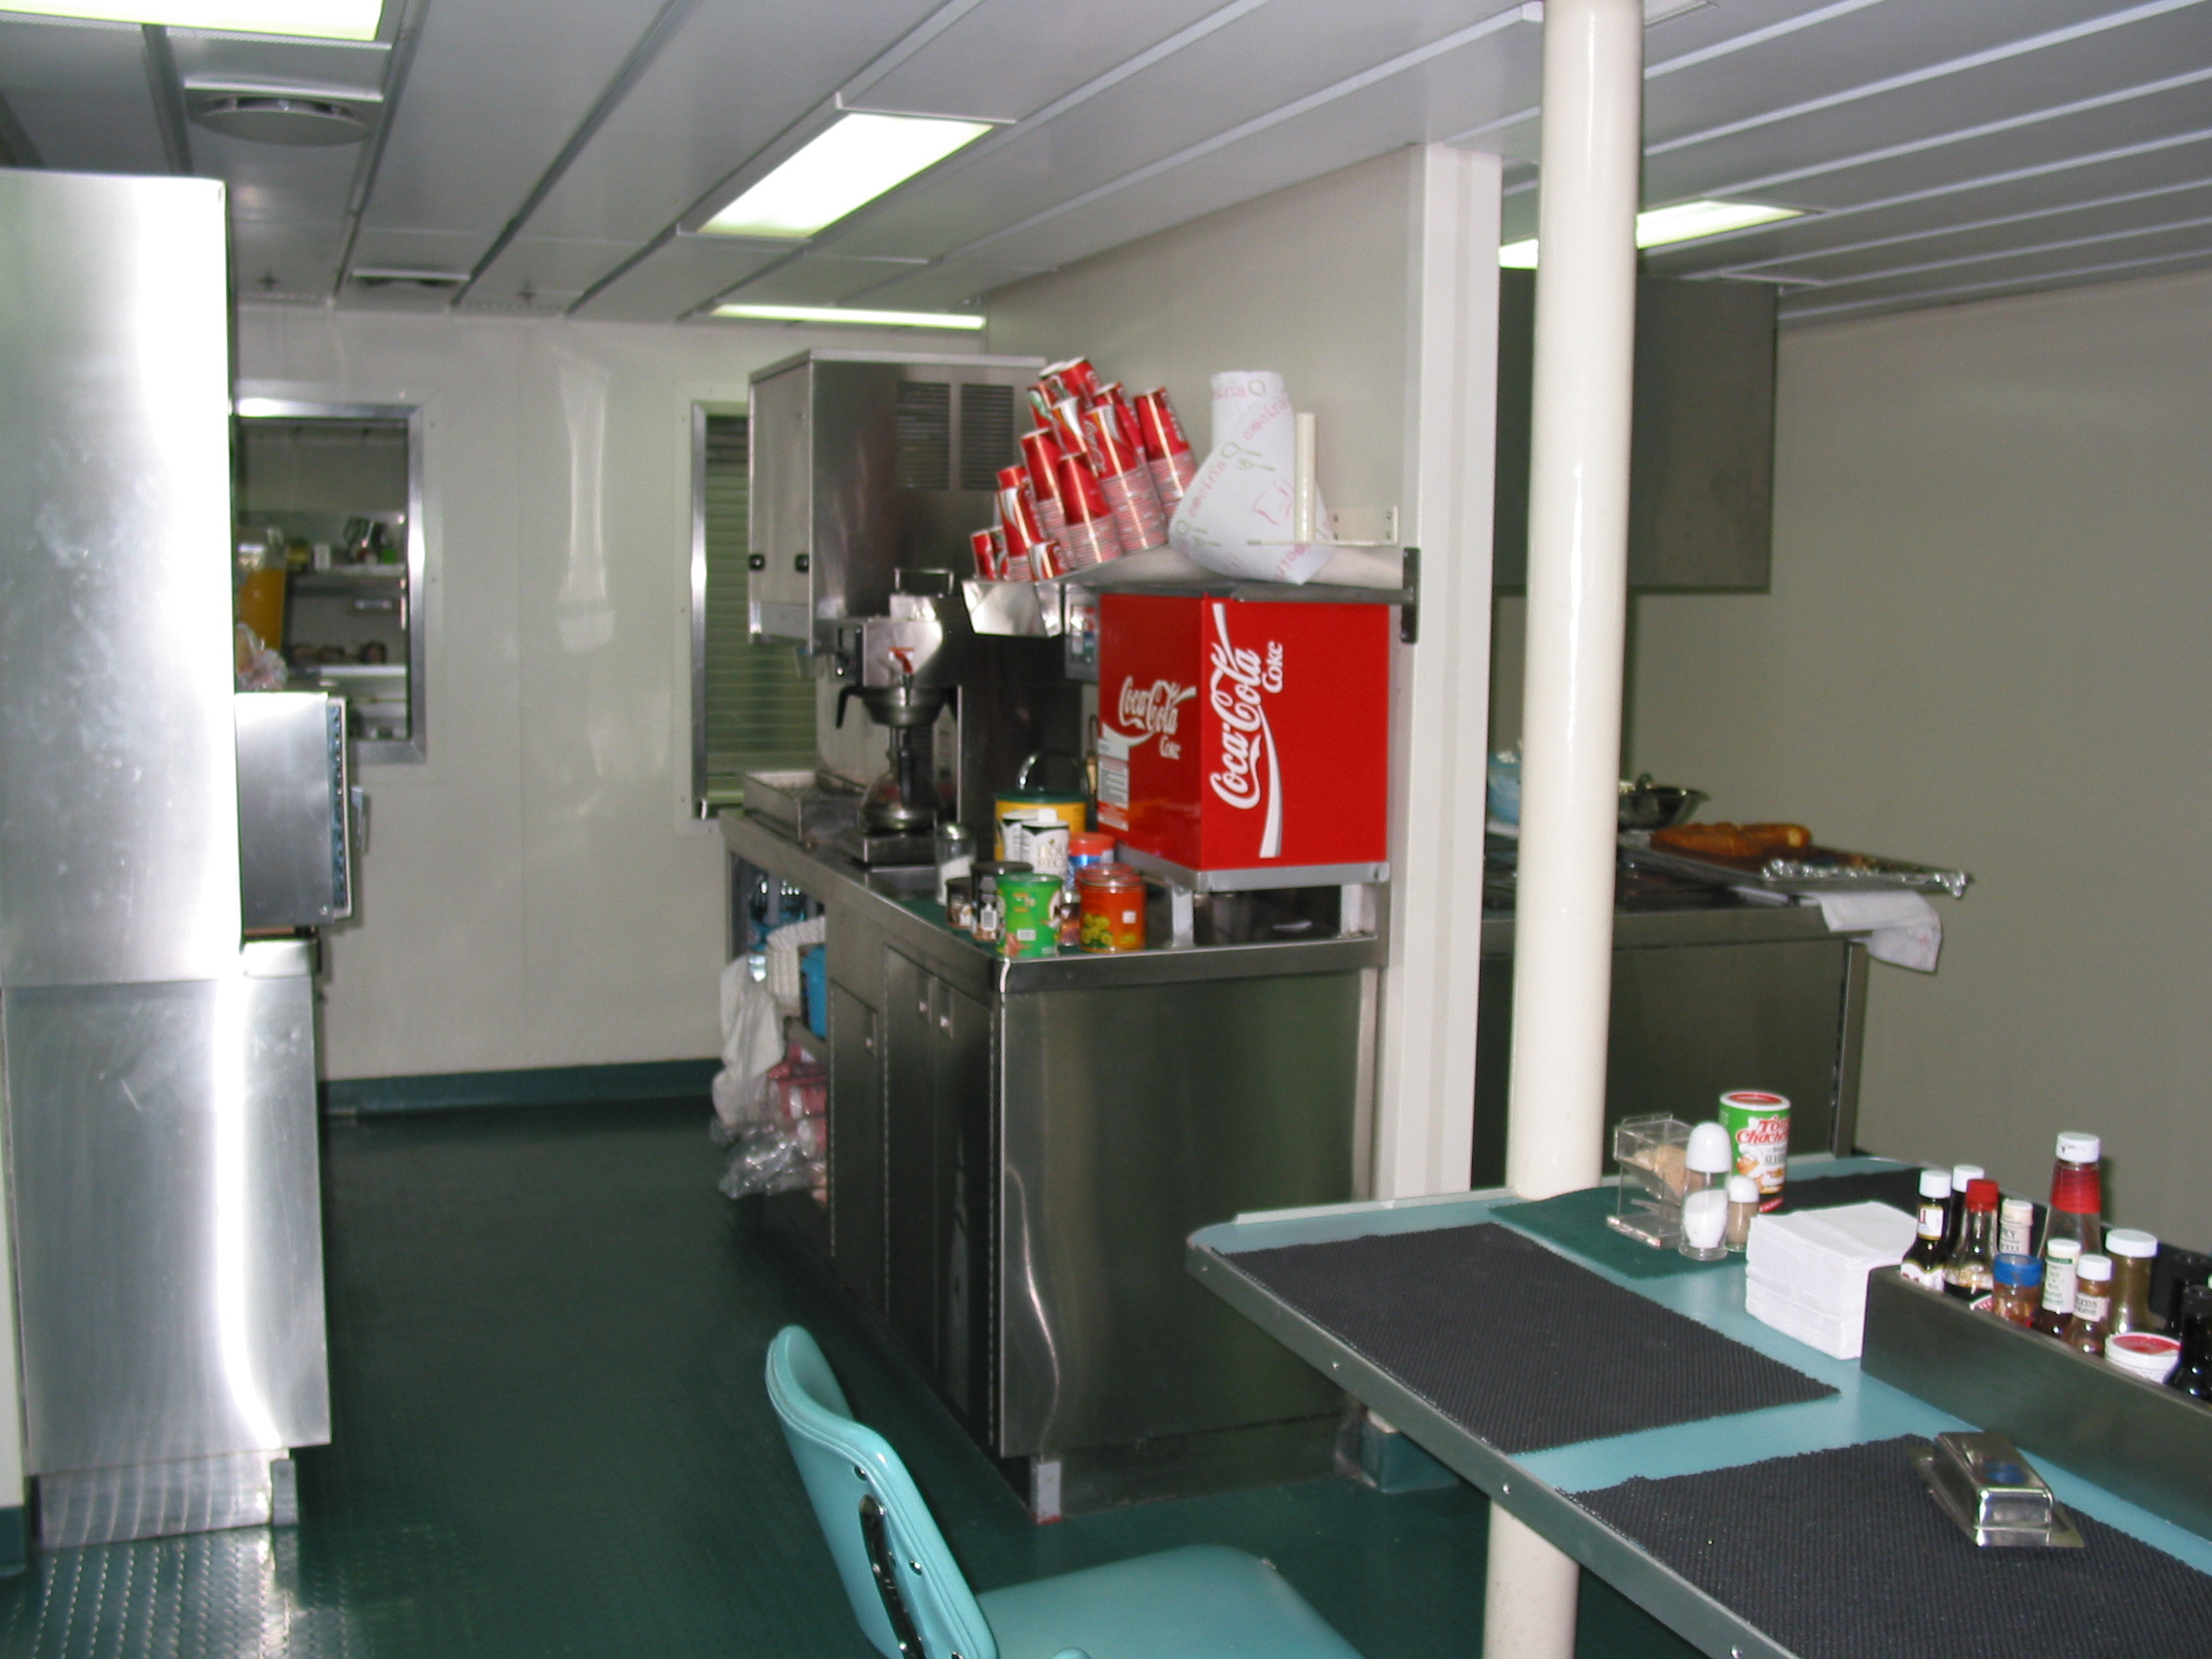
<box><xmin>766</xmin><ymin>1326</ymin><xmax>1364</xmax><ymax>1659</ymax></box>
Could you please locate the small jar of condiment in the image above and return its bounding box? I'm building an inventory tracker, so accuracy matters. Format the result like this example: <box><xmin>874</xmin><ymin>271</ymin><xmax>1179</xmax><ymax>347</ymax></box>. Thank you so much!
<box><xmin>1077</xmin><ymin>864</ymin><xmax>1146</xmax><ymax>952</ymax></box>
<box><xmin>2106</xmin><ymin>1228</ymin><xmax>2159</xmax><ymax>1337</ymax></box>
<box><xmin>2062</xmin><ymin>1253</ymin><xmax>2115</xmax><ymax>1356</ymax></box>
<box><xmin>2035</xmin><ymin>1236</ymin><xmax>2083</xmax><ymax>1337</ymax></box>
<box><xmin>1723</xmin><ymin>1173</ymin><xmax>1759</xmax><ymax>1253</ymax></box>
<box><xmin>969</xmin><ymin>860</ymin><xmax>1033</xmax><ymax>946</ymax></box>
<box><xmin>1997</xmin><ymin>1196</ymin><xmax>2037</xmax><ymax>1259</ymax></box>
<box><xmin>1989</xmin><ymin>1253</ymin><xmax>2042</xmax><ymax>1328</ymax></box>
<box><xmin>1062</xmin><ymin>831</ymin><xmax>1116</xmax><ymax>946</ymax></box>
<box><xmin>943</xmin><ymin>875</ymin><xmax>975</xmax><ymax>933</ymax></box>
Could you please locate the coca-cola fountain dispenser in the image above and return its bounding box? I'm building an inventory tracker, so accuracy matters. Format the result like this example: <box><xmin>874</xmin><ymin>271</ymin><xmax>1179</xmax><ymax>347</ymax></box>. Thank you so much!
<box><xmin>1096</xmin><ymin>591</ymin><xmax>1391</xmax><ymax>889</ymax></box>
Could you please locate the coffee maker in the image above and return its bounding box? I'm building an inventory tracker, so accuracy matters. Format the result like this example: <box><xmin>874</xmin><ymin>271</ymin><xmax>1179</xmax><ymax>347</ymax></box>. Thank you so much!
<box><xmin>748</xmin><ymin>350</ymin><xmax>1085</xmax><ymax>863</ymax></box>
<box><xmin>831</xmin><ymin>577</ymin><xmax>965</xmax><ymax>865</ymax></box>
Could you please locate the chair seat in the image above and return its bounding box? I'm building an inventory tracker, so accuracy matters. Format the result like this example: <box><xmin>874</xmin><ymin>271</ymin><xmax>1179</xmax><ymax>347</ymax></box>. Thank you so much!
<box><xmin>977</xmin><ymin>1543</ymin><xmax>1362</xmax><ymax>1659</ymax></box>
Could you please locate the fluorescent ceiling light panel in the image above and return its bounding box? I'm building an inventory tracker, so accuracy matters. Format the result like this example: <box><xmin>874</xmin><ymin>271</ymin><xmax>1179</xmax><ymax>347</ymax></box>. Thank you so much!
<box><xmin>1498</xmin><ymin>200</ymin><xmax>1802</xmax><ymax>267</ymax></box>
<box><xmin>713</xmin><ymin>304</ymin><xmax>984</xmax><ymax>332</ymax></box>
<box><xmin>702</xmin><ymin>113</ymin><xmax>991</xmax><ymax>240</ymax></box>
<box><xmin>1</xmin><ymin>0</ymin><xmax>382</xmax><ymax>37</ymax></box>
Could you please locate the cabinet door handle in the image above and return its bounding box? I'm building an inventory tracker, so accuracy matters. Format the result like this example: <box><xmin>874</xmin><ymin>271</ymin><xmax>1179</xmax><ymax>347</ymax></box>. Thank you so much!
<box><xmin>747</xmin><ymin>553</ymin><xmax>765</xmax><ymax>571</ymax></box>
<box><xmin>793</xmin><ymin>553</ymin><xmax>811</xmax><ymax>573</ymax></box>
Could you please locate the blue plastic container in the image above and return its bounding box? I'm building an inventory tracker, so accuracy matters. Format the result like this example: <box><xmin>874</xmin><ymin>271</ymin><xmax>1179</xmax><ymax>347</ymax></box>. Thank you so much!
<box><xmin>800</xmin><ymin>944</ymin><xmax>828</xmax><ymax>1041</ymax></box>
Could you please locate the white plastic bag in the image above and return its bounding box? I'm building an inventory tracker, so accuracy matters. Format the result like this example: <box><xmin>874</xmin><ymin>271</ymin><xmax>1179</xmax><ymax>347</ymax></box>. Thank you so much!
<box><xmin>711</xmin><ymin>955</ymin><xmax>786</xmax><ymax>1140</ymax></box>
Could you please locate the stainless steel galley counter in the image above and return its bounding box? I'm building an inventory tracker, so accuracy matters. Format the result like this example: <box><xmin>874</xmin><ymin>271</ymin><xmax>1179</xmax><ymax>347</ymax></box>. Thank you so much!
<box><xmin>722</xmin><ymin>812</ymin><xmax>1379</xmax><ymax>1511</ymax></box>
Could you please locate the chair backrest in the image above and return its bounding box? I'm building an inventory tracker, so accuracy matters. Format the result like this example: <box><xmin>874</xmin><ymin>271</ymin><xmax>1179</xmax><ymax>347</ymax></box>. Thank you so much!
<box><xmin>766</xmin><ymin>1326</ymin><xmax>997</xmax><ymax>1659</ymax></box>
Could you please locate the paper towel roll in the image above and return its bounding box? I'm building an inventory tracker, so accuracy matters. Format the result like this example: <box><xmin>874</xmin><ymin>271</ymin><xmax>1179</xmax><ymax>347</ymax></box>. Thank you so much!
<box><xmin>1169</xmin><ymin>370</ymin><xmax>1333</xmax><ymax>584</ymax></box>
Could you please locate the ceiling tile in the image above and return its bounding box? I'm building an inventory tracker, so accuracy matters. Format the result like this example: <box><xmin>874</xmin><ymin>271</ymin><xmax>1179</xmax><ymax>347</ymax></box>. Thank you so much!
<box><xmin>360</xmin><ymin>0</ymin><xmax>669</xmax><ymax>252</ymax></box>
<box><xmin>856</xmin><ymin>0</ymin><xmax>1255</xmax><ymax>124</ymax></box>
<box><xmin>460</xmin><ymin>234</ymin><xmax>642</xmax><ymax>305</ymax></box>
<box><xmin>822</xmin><ymin>0</ymin><xmax>1542</xmax><ymax>266</ymax></box>
<box><xmin>565</xmin><ymin>235</ymin><xmax>795</xmax><ymax>321</ymax></box>
<box><xmin>0</xmin><ymin>18</ymin><xmax>166</xmax><ymax>174</ymax></box>
<box><xmin>1646</xmin><ymin>140</ymin><xmax>2212</xmax><ymax>275</ymax></box>
<box><xmin>231</xmin><ymin>216</ymin><xmax>350</xmax><ymax>300</ymax></box>
<box><xmin>509</xmin><ymin>0</ymin><xmax>950</xmax><ymax>245</ymax></box>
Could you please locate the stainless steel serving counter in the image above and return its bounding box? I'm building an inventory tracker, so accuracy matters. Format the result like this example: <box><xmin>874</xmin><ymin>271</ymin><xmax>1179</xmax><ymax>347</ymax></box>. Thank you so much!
<box><xmin>721</xmin><ymin>812</ymin><xmax>1380</xmax><ymax>1517</ymax></box>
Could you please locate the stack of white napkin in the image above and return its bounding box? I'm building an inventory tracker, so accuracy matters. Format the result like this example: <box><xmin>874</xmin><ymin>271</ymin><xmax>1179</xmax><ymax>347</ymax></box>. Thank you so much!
<box><xmin>1744</xmin><ymin>1201</ymin><xmax>1918</xmax><ymax>1359</ymax></box>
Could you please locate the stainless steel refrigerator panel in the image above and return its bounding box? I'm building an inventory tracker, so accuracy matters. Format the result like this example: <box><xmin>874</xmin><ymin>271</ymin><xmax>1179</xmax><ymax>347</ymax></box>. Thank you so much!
<box><xmin>6</xmin><ymin>974</ymin><xmax>331</xmax><ymax>1475</ymax></box>
<box><xmin>0</xmin><ymin>171</ymin><xmax>240</xmax><ymax>989</ymax></box>
<box><xmin>236</xmin><ymin>693</ymin><xmax>352</xmax><ymax>929</ymax></box>
<box><xmin>997</xmin><ymin>974</ymin><xmax>1355</xmax><ymax>1457</ymax></box>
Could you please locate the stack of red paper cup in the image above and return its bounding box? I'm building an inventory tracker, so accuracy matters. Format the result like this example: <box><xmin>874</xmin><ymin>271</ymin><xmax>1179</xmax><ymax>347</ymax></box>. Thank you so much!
<box><xmin>967</xmin><ymin>355</ymin><xmax>1198</xmax><ymax>582</ymax></box>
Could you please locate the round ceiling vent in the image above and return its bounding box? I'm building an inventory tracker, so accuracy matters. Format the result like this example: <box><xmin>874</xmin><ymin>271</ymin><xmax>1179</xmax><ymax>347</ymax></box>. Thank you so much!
<box><xmin>192</xmin><ymin>95</ymin><xmax>371</xmax><ymax>147</ymax></box>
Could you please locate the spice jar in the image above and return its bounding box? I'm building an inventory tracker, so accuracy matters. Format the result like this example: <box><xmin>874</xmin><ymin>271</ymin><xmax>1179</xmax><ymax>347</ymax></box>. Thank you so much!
<box><xmin>1723</xmin><ymin>1173</ymin><xmax>1759</xmax><ymax>1253</ymax></box>
<box><xmin>969</xmin><ymin>860</ymin><xmax>1033</xmax><ymax>946</ymax></box>
<box><xmin>1078</xmin><ymin>863</ymin><xmax>1146</xmax><ymax>952</ymax></box>
<box><xmin>1989</xmin><ymin>1253</ymin><xmax>2042</xmax><ymax>1328</ymax></box>
<box><xmin>1998</xmin><ymin>1196</ymin><xmax>2037</xmax><ymax>1259</ymax></box>
<box><xmin>2106</xmin><ymin>1228</ymin><xmax>2158</xmax><ymax>1337</ymax></box>
<box><xmin>2062</xmin><ymin>1253</ymin><xmax>2115</xmax><ymax>1356</ymax></box>
<box><xmin>943</xmin><ymin>875</ymin><xmax>975</xmax><ymax>933</ymax></box>
<box><xmin>1061</xmin><ymin>830</ymin><xmax>1116</xmax><ymax>945</ymax></box>
<box><xmin>2034</xmin><ymin>1236</ymin><xmax>2082</xmax><ymax>1338</ymax></box>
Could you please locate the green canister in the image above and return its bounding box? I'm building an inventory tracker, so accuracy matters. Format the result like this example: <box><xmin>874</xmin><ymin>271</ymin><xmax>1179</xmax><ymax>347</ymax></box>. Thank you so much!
<box><xmin>997</xmin><ymin>872</ymin><xmax>1062</xmax><ymax>959</ymax></box>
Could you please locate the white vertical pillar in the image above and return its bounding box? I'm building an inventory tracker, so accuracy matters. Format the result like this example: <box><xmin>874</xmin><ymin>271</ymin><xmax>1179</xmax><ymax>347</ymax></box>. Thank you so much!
<box><xmin>1505</xmin><ymin>0</ymin><xmax>1642</xmax><ymax>1205</ymax></box>
<box><xmin>1371</xmin><ymin>143</ymin><xmax>1502</xmax><ymax>1200</ymax></box>
<box><xmin>1488</xmin><ymin>2</ymin><xmax>1642</xmax><ymax>1654</ymax></box>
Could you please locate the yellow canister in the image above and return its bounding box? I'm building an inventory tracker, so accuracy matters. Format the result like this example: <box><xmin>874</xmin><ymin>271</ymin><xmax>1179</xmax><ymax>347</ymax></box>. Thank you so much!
<box><xmin>993</xmin><ymin>751</ymin><xmax>1088</xmax><ymax>869</ymax></box>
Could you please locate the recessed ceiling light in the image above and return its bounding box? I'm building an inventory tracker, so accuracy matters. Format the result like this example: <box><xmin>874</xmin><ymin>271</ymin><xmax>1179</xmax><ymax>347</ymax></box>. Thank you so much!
<box><xmin>1</xmin><ymin>1</ymin><xmax>383</xmax><ymax>39</ymax></box>
<box><xmin>711</xmin><ymin>304</ymin><xmax>984</xmax><ymax>332</ymax></box>
<box><xmin>1498</xmin><ymin>200</ymin><xmax>1803</xmax><ymax>267</ymax></box>
<box><xmin>700</xmin><ymin>113</ymin><xmax>992</xmax><ymax>240</ymax></box>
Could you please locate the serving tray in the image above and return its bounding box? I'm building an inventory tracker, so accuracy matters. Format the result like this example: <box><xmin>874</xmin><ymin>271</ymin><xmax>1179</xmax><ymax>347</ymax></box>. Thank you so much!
<box><xmin>1619</xmin><ymin>831</ymin><xmax>1972</xmax><ymax>900</ymax></box>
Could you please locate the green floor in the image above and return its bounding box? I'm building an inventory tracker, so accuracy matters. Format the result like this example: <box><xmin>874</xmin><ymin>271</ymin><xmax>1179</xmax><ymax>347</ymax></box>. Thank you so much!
<box><xmin>0</xmin><ymin>1099</ymin><xmax>1701</xmax><ymax>1657</ymax></box>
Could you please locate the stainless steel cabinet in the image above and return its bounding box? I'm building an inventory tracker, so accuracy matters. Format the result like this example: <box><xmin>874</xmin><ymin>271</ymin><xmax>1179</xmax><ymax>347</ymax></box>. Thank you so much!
<box><xmin>828</xmin><ymin>981</ymin><xmax>885</xmax><ymax>1314</ymax></box>
<box><xmin>885</xmin><ymin>951</ymin><xmax>993</xmax><ymax>1432</ymax></box>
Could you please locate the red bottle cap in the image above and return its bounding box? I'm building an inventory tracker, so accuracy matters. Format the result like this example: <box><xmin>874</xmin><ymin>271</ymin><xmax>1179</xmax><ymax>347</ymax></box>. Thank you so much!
<box><xmin>1966</xmin><ymin>1178</ymin><xmax>2000</xmax><ymax>1211</ymax></box>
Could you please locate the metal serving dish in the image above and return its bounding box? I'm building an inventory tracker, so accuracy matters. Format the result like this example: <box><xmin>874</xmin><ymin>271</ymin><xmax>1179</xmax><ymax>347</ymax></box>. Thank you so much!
<box><xmin>1910</xmin><ymin>1431</ymin><xmax>2082</xmax><ymax>1548</ymax></box>
<box><xmin>1616</xmin><ymin>774</ymin><xmax>1708</xmax><ymax>831</ymax></box>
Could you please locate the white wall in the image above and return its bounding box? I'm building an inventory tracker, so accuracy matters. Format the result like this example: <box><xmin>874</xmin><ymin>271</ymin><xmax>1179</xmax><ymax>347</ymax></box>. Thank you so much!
<box><xmin>985</xmin><ymin>146</ymin><xmax>1502</xmax><ymax>1198</ymax></box>
<box><xmin>983</xmin><ymin>148</ymin><xmax>1419</xmax><ymax>533</ymax></box>
<box><xmin>236</xmin><ymin>307</ymin><xmax>979</xmax><ymax>1082</ymax></box>
<box><xmin>1627</xmin><ymin>269</ymin><xmax>2212</xmax><ymax>1242</ymax></box>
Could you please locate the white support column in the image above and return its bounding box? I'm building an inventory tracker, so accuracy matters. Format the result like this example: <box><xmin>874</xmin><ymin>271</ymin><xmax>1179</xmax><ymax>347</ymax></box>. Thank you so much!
<box><xmin>1488</xmin><ymin>0</ymin><xmax>1643</xmax><ymax>1654</ymax></box>
<box><xmin>1371</xmin><ymin>142</ymin><xmax>1502</xmax><ymax>1200</ymax></box>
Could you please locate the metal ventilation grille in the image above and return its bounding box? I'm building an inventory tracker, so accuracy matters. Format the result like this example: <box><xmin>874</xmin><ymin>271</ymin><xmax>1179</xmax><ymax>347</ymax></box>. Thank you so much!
<box><xmin>957</xmin><ymin>383</ymin><xmax>1016</xmax><ymax>492</ymax></box>
<box><xmin>894</xmin><ymin>382</ymin><xmax>952</xmax><ymax>490</ymax></box>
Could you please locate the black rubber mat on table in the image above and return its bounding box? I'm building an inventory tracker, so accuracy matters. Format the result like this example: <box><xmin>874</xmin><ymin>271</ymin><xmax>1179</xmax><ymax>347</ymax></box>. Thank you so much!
<box><xmin>1574</xmin><ymin>1436</ymin><xmax>2212</xmax><ymax>1659</ymax></box>
<box><xmin>1224</xmin><ymin>1223</ymin><xmax>1833</xmax><ymax>1454</ymax></box>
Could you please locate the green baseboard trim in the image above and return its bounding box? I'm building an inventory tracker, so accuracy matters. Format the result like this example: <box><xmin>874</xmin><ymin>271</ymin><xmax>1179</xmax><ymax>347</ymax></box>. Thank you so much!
<box><xmin>321</xmin><ymin>1058</ymin><xmax>719</xmax><ymax>1117</ymax></box>
<box><xmin>0</xmin><ymin>1504</ymin><xmax>25</xmax><ymax>1575</ymax></box>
